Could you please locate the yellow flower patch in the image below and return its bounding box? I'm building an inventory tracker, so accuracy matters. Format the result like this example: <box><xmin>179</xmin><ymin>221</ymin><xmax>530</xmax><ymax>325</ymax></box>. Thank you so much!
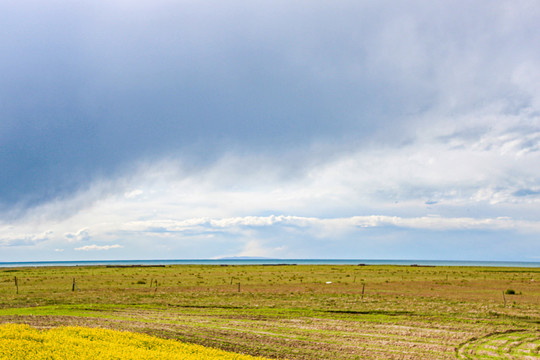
<box><xmin>0</xmin><ymin>323</ymin><xmax>270</xmax><ymax>360</ymax></box>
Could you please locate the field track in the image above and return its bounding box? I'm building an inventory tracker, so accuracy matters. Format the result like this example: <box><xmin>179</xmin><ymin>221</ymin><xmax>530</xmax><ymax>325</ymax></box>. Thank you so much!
<box><xmin>458</xmin><ymin>330</ymin><xmax>540</xmax><ymax>359</ymax></box>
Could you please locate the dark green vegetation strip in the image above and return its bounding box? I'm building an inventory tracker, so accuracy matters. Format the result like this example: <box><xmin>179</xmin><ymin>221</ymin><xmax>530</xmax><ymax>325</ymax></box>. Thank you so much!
<box><xmin>1</xmin><ymin>265</ymin><xmax>539</xmax><ymax>359</ymax></box>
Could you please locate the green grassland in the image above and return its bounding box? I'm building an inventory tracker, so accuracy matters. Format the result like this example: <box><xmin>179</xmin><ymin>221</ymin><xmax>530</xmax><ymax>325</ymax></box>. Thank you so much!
<box><xmin>0</xmin><ymin>264</ymin><xmax>539</xmax><ymax>359</ymax></box>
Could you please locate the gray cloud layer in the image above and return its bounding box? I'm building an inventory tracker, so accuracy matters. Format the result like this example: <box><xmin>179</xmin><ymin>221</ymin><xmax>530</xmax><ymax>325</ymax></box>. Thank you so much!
<box><xmin>1</xmin><ymin>0</ymin><xmax>539</xmax><ymax>210</ymax></box>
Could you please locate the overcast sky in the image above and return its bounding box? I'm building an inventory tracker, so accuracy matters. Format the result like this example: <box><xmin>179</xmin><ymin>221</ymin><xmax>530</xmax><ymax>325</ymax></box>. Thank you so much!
<box><xmin>2</xmin><ymin>0</ymin><xmax>540</xmax><ymax>262</ymax></box>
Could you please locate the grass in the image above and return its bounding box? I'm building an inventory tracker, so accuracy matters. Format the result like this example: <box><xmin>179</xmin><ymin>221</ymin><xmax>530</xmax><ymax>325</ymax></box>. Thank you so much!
<box><xmin>0</xmin><ymin>264</ymin><xmax>539</xmax><ymax>359</ymax></box>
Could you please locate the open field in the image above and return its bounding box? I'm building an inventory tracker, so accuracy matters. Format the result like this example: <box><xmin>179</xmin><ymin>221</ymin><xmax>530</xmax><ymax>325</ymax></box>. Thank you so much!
<box><xmin>0</xmin><ymin>264</ymin><xmax>539</xmax><ymax>359</ymax></box>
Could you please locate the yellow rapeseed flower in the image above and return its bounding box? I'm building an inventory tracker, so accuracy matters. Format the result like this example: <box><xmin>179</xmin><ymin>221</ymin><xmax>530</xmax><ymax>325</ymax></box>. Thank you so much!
<box><xmin>0</xmin><ymin>323</ymin><xmax>272</xmax><ymax>360</ymax></box>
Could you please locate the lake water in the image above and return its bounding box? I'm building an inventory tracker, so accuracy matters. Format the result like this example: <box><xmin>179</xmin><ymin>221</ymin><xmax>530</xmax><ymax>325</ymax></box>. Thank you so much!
<box><xmin>1</xmin><ymin>259</ymin><xmax>539</xmax><ymax>268</ymax></box>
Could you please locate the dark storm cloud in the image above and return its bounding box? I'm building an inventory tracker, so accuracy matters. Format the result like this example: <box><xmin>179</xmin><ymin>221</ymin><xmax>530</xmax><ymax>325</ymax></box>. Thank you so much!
<box><xmin>1</xmin><ymin>1</ymin><xmax>539</xmax><ymax>208</ymax></box>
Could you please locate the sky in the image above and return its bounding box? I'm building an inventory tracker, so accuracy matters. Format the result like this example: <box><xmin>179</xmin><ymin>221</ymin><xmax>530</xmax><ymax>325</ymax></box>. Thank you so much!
<box><xmin>1</xmin><ymin>0</ymin><xmax>540</xmax><ymax>262</ymax></box>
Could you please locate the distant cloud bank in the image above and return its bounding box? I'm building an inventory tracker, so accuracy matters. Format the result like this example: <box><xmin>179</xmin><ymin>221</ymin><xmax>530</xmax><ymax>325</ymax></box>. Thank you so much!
<box><xmin>74</xmin><ymin>245</ymin><xmax>123</xmax><ymax>251</ymax></box>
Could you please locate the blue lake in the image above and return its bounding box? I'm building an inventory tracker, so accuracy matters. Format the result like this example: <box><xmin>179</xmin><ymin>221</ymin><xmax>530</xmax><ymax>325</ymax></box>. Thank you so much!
<box><xmin>1</xmin><ymin>259</ymin><xmax>539</xmax><ymax>268</ymax></box>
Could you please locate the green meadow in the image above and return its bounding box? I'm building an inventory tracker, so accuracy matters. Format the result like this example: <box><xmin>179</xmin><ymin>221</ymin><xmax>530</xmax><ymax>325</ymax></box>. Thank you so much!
<box><xmin>1</xmin><ymin>264</ymin><xmax>539</xmax><ymax>359</ymax></box>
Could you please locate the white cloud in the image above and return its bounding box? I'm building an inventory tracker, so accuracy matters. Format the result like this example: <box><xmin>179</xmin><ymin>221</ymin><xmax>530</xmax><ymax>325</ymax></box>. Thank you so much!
<box><xmin>124</xmin><ymin>189</ymin><xmax>143</xmax><ymax>199</ymax></box>
<box><xmin>236</xmin><ymin>240</ymin><xmax>283</xmax><ymax>258</ymax></box>
<box><xmin>116</xmin><ymin>214</ymin><xmax>540</xmax><ymax>240</ymax></box>
<box><xmin>74</xmin><ymin>244</ymin><xmax>123</xmax><ymax>251</ymax></box>
<box><xmin>64</xmin><ymin>228</ymin><xmax>90</xmax><ymax>243</ymax></box>
<box><xmin>0</xmin><ymin>229</ymin><xmax>53</xmax><ymax>247</ymax></box>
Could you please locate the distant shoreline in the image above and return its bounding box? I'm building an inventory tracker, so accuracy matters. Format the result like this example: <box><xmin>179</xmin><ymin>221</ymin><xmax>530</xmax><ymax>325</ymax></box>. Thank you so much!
<box><xmin>1</xmin><ymin>259</ymin><xmax>539</xmax><ymax>268</ymax></box>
